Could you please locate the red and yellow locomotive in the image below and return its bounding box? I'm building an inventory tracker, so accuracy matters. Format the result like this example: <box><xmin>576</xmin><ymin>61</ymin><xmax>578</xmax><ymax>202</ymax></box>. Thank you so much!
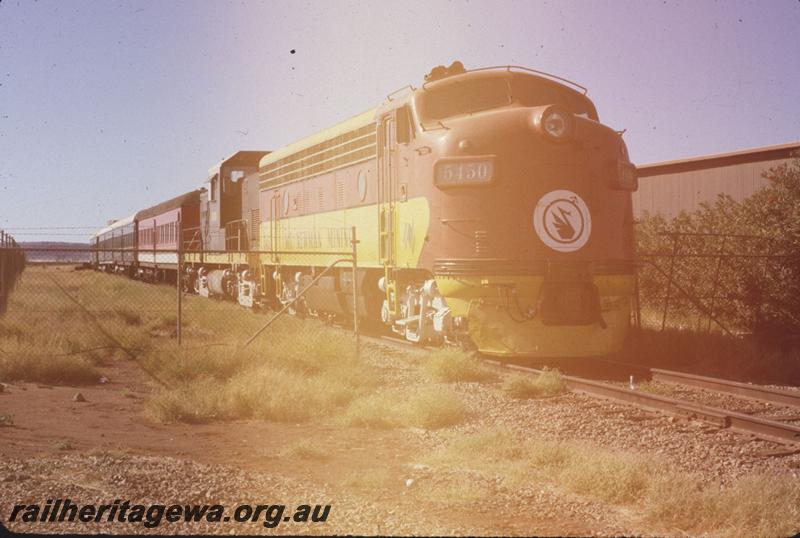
<box><xmin>98</xmin><ymin>63</ymin><xmax>638</xmax><ymax>358</ymax></box>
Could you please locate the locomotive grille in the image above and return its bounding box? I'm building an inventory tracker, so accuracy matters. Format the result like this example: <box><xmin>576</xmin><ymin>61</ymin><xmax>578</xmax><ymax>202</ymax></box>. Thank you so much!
<box><xmin>335</xmin><ymin>179</ymin><xmax>345</xmax><ymax>208</ymax></box>
<box><xmin>250</xmin><ymin>209</ymin><xmax>260</xmax><ymax>243</ymax></box>
<box><xmin>260</xmin><ymin>124</ymin><xmax>377</xmax><ymax>187</ymax></box>
<box><xmin>474</xmin><ymin>230</ymin><xmax>489</xmax><ymax>254</ymax></box>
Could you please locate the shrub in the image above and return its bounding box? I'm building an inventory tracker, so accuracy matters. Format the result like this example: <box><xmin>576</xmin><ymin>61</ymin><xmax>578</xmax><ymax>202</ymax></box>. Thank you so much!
<box><xmin>342</xmin><ymin>392</ymin><xmax>403</xmax><ymax>429</ymax></box>
<box><xmin>502</xmin><ymin>368</ymin><xmax>566</xmax><ymax>399</ymax></box>
<box><xmin>423</xmin><ymin>348</ymin><xmax>496</xmax><ymax>383</ymax></box>
<box><xmin>636</xmin><ymin>156</ymin><xmax>800</xmax><ymax>337</ymax></box>
<box><xmin>403</xmin><ymin>386</ymin><xmax>467</xmax><ymax>429</ymax></box>
<box><xmin>0</xmin><ymin>350</ymin><xmax>100</xmax><ymax>385</ymax></box>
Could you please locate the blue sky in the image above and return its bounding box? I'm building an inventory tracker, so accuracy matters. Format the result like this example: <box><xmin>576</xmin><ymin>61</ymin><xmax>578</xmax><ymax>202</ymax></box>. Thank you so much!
<box><xmin>1</xmin><ymin>0</ymin><xmax>798</xmax><ymax>240</ymax></box>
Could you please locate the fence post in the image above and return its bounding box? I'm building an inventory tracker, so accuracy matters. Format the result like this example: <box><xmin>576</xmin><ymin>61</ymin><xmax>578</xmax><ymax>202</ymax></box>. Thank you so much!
<box><xmin>177</xmin><ymin>219</ymin><xmax>183</xmax><ymax>346</ymax></box>
<box><xmin>661</xmin><ymin>234</ymin><xmax>680</xmax><ymax>331</ymax></box>
<box><xmin>351</xmin><ymin>226</ymin><xmax>360</xmax><ymax>360</ymax></box>
<box><xmin>705</xmin><ymin>236</ymin><xmax>727</xmax><ymax>332</ymax></box>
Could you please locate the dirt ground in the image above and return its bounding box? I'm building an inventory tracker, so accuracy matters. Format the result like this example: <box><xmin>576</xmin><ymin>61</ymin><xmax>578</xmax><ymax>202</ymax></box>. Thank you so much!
<box><xmin>0</xmin><ymin>351</ymin><xmax>657</xmax><ymax>536</ymax></box>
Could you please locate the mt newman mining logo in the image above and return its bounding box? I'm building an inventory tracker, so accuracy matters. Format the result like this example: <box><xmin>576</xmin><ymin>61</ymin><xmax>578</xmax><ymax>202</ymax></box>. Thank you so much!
<box><xmin>533</xmin><ymin>189</ymin><xmax>592</xmax><ymax>252</ymax></box>
<box><xmin>8</xmin><ymin>499</ymin><xmax>331</xmax><ymax>529</ymax></box>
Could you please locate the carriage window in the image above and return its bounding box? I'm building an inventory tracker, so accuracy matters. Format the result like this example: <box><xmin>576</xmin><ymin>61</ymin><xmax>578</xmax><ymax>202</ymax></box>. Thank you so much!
<box><xmin>419</xmin><ymin>77</ymin><xmax>511</xmax><ymax>121</ymax></box>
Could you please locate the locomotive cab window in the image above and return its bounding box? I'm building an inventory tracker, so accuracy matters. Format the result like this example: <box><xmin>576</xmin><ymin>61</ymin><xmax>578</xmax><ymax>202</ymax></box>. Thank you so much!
<box><xmin>419</xmin><ymin>77</ymin><xmax>511</xmax><ymax>121</ymax></box>
<box><xmin>511</xmin><ymin>77</ymin><xmax>599</xmax><ymax>121</ymax></box>
<box><xmin>396</xmin><ymin>105</ymin><xmax>413</xmax><ymax>144</ymax></box>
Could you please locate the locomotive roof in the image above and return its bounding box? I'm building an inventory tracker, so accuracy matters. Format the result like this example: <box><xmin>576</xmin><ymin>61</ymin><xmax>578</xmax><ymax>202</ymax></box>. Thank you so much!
<box><xmin>208</xmin><ymin>150</ymin><xmax>270</xmax><ymax>178</ymax></box>
<box><xmin>93</xmin><ymin>213</ymin><xmax>136</xmax><ymax>238</ymax></box>
<box><xmin>258</xmin><ymin>107</ymin><xmax>377</xmax><ymax>171</ymax></box>
<box><xmin>136</xmin><ymin>189</ymin><xmax>203</xmax><ymax>221</ymax></box>
<box><xmin>257</xmin><ymin>66</ymin><xmax>594</xmax><ymax>174</ymax></box>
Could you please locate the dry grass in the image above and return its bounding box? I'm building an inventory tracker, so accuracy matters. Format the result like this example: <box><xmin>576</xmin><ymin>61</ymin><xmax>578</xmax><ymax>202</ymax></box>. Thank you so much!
<box><xmin>114</xmin><ymin>307</ymin><xmax>142</xmax><ymax>326</ymax></box>
<box><xmin>341</xmin><ymin>391</ymin><xmax>404</xmax><ymax>429</ymax></box>
<box><xmin>0</xmin><ymin>343</ymin><xmax>100</xmax><ymax>385</ymax></box>
<box><xmin>636</xmin><ymin>380</ymin><xmax>677</xmax><ymax>396</ymax></box>
<box><xmin>1</xmin><ymin>267</ymin><xmax>377</xmax><ymax>424</ymax></box>
<box><xmin>501</xmin><ymin>368</ymin><xmax>566</xmax><ymax>399</ymax></box>
<box><xmin>342</xmin><ymin>386</ymin><xmax>469</xmax><ymax>430</ymax></box>
<box><xmin>402</xmin><ymin>386</ymin><xmax>468</xmax><ymax>429</ymax></box>
<box><xmin>53</xmin><ymin>440</ymin><xmax>74</xmax><ymax>451</ymax></box>
<box><xmin>145</xmin><ymin>320</ymin><xmax>376</xmax><ymax>424</ymax></box>
<box><xmin>426</xmin><ymin>428</ymin><xmax>800</xmax><ymax>537</ymax></box>
<box><xmin>423</xmin><ymin>348</ymin><xmax>496</xmax><ymax>383</ymax></box>
<box><xmin>0</xmin><ymin>267</ymin><xmax>170</xmax><ymax>384</ymax></box>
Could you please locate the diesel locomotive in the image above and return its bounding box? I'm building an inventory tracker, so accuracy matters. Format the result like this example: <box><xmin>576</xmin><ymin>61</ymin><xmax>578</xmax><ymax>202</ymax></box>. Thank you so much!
<box><xmin>93</xmin><ymin>63</ymin><xmax>638</xmax><ymax>357</ymax></box>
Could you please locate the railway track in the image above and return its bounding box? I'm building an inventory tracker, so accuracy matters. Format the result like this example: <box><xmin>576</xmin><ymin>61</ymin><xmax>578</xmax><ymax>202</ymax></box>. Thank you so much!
<box><xmin>487</xmin><ymin>360</ymin><xmax>800</xmax><ymax>449</ymax></box>
<box><xmin>356</xmin><ymin>331</ymin><xmax>800</xmax><ymax>451</ymax></box>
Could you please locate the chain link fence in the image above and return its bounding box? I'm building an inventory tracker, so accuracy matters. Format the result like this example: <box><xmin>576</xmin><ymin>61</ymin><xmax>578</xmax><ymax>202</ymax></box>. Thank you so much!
<box><xmin>635</xmin><ymin>231</ymin><xmax>796</xmax><ymax>336</ymax></box>
<box><xmin>0</xmin><ymin>230</ymin><xmax>26</xmax><ymax>315</ymax></box>
<box><xmin>0</xmin><ymin>236</ymin><xmax>360</xmax><ymax>376</ymax></box>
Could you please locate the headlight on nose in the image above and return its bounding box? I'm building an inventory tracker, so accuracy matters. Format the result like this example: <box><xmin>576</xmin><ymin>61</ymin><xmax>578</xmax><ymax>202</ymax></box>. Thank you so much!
<box><xmin>533</xmin><ymin>105</ymin><xmax>574</xmax><ymax>143</ymax></box>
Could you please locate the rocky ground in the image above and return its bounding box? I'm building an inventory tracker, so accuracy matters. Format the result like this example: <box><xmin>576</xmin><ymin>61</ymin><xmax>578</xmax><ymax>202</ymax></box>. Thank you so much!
<box><xmin>1</xmin><ymin>342</ymin><xmax>800</xmax><ymax>536</ymax></box>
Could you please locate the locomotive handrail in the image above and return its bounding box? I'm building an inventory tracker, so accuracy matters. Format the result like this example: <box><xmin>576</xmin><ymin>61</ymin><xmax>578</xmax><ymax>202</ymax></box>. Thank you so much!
<box><xmin>386</xmin><ymin>84</ymin><xmax>416</xmax><ymax>101</ymax></box>
<box><xmin>421</xmin><ymin>65</ymin><xmax>588</xmax><ymax>95</ymax></box>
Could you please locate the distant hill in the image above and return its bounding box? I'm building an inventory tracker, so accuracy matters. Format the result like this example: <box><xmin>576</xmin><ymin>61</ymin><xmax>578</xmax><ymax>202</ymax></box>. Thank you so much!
<box><xmin>20</xmin><ymin>242</ymin><xmax>92</xmax><ymax>263</ymax></box>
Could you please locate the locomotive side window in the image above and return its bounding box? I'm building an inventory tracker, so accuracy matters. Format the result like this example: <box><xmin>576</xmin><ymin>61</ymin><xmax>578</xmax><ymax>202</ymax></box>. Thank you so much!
<box><xmin>419</xmin><ymin>77</ymin><xmax>511</xmax><ymax>121</ymax></box>
<box><xmin>210</xmin><ymin>175</ymin><xmax>218</xmax><ymax>202</ymax></box>
<box><xmin>396</xmin><ymin>105</ymin><xmax>413</xmax><ymax>144</ymax></box>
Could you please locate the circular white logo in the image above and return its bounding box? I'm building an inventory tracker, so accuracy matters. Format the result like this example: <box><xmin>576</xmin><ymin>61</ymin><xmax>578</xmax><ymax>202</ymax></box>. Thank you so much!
<box><xmin>533</xmin><ymin>190</ymin><xmax>591</xmax><ymax>252</ymax></box>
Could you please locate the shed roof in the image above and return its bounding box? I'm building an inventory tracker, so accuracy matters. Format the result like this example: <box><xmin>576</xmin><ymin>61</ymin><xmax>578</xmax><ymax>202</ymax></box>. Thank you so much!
<box><xmin>638</xmin><ymin>141</ymin><xmax>800</xmax><ymax>177</ymax></box>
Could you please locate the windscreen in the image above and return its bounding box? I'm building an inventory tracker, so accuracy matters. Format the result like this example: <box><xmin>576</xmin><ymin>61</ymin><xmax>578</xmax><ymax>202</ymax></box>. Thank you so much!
<box><xmin>511</xmin><ymin>76</ymin><xmax>598</xmax><ymax>120</ymax></box>
<box><xmin>420</xmin><ymin>77</ymin><xmax>511</xmax><ymax>121</ymax></box>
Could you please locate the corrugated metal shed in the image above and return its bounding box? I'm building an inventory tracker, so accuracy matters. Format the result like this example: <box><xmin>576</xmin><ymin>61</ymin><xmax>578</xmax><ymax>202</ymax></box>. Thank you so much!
<box><xmin>633</xmin><ymin>141</ymin><xmax>800</xmax><ymax>218</ymax></box>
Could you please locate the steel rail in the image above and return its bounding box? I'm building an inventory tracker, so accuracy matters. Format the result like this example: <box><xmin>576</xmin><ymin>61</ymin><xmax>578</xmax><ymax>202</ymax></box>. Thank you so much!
<box><xmin>484</xmin><ymin>360</ymin><xmax>800</xmax><ymax>446</ymax></box>
<box><xmin>651</xmin><ymin>368</ymin><xmax>800</xmax><ymax>408</ymax></box>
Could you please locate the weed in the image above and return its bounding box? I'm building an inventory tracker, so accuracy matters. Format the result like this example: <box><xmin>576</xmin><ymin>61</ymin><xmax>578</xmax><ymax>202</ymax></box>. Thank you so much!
<box><xmin>0</xmin><ymin>350</ymin><xmax>100</xmax><ymax>385</ymax></box>
<box><xmin>341</xmin><ymin>391</ymin><xmax>403</xmax><ymax>429</ymax></box>
<box><xmin>423</xmin><ymin>348</ymin><xmax>496</xmax><ymax>383</ymax></box>
<box><xmin>403</xmin><ymin>386</ymin><xmax>467</xmax><ymax>429</ymax></box>
<box><xmin>636</xmin><ymin>381</ymin><xmax>676</xmax><ymax>396</ymax></box>
<box><xmin>0</xmin><ymin>413</ymin><xmax>13</xmax><ymax>427</ymax></box>
<box><xmin>427</xmin><ymin>429</ymin><xmax>800</xmax><ymax>537</ymax></box>
<box><xmin>502</xmin><ymin>368</ymin><xmax>566</xmax><ymax>399</ymax></box>
<box><xmin>114</xmin><ymin>308</ymin><xmax>142</xmax><ymax>326</ymax></box>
